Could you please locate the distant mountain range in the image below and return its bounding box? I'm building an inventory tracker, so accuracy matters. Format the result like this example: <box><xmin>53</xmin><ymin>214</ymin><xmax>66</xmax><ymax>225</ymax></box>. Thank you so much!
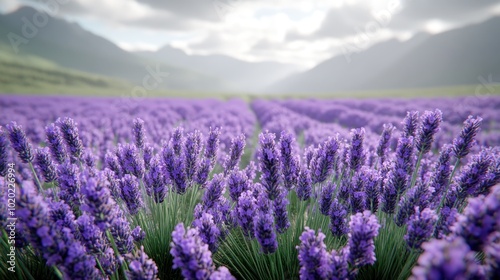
<box><xmin>1</xmin><ymin>6</ymin><xmax>500</xmax><ymax>93</ymax></box>
<box><xmin>270</xmin><ymin>17</ymin><xmax>500</xmax><ymax>93</ymax></box>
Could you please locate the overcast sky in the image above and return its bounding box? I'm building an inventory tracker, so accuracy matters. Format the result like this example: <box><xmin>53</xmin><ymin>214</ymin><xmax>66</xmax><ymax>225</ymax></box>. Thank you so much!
<box><xmin>2</xmin><ymin>0</ymin><xmax>500</xmax><ymax>68</ymax></box>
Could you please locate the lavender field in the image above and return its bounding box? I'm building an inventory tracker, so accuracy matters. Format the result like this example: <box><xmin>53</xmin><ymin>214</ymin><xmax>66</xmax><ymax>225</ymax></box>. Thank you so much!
<box><xmin>1</xmin><ymin>95</ymin><xmax>500</xmax><ymax>280</ymax></box>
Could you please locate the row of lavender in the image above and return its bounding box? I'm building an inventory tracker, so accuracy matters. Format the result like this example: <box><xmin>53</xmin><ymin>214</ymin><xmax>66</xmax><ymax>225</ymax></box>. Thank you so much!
<box><xmin>252</xmin><ymin>96</ymin><xmax>500</xmax><ymax>148</ymax></box>
<box><xmin>0</xmin><ymin>95</ymin><xmax>499</xmax><ymax>279</ymax></box>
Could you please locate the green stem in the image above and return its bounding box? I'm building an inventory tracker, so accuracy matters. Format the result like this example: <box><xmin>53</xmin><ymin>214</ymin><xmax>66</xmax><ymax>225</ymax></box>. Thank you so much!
<box><xmin>409</xmin><ymin>151</ymin><xmax>424</xmax><ymax>190</ymax></box>
<box><xmin>52</xmin><ymin>266</ymin><xmax>64</xmax><ymax>280</ymax></box>
<box><xmin>28</xmin><ymin>162</ymin><xmax>43</xmax><ymax>194</ymax></box>
<box><xmin>436</xmin><ymin>159</ymin><xmax>460</xmax><ymax>214</ymax></box>
<box><xmin>106</xmin><ymin>231</ymin><xmax>129</xmax><ymax>280</ymax></box>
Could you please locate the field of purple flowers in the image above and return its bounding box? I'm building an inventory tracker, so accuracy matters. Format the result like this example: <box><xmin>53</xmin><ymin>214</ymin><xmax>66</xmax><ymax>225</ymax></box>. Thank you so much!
<box><xmin>0</xmin><ymin>95</ymin><xmax>499</xmax><ymax>280</ymax></box>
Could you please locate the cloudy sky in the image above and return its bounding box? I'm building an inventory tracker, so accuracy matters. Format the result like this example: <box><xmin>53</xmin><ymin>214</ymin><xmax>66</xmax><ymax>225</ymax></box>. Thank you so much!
<box><xmin>1</xmin><ymin>0</ymin><xmax>500</xmax><ymax>68</ymax></box>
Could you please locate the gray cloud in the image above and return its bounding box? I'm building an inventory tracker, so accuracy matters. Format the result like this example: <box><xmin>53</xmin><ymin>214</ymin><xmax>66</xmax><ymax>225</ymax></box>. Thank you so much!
<box><xmin>136</xmin><ymin>0</ymin><xmax>222</xmax><ymax>22</ymax></box>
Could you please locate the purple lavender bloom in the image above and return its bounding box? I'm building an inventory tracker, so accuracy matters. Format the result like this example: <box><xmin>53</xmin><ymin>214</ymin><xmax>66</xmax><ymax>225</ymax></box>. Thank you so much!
<box><xmin>227</xmin><ymin>170</ymin><xmax>250</xmax><ymax>202</ymax></box>
<box><xmin>329</xmin><ymin>199</ymin><xmax>349</xmax><ymax>237</ymax></box>
<box><xmin>223</xmin><ymin>134</ymin><xmax>246</xmax><ymax>174</ymax></box>
<box><xmin>381</xmin><ymin>173</ymin><xmax>398</xmax><ymax>214</ymax></box>
<box><xmin>411</xmin><ymin>237</ymin><xmax>484</xmax><ymax>280</ymax></box>
<box><xmin>6</xmin><ymin>121</ymin><xmax>33</xmax><ymax>163</ymax></box>
<box><xmin>83</xmin><ymin>150</ymin><xmax>96</xmax><ymax>169</ymax></box>
<box><xmin>143</xmin><ymin>144</ymin><xmax>154</xmax><ymax>171</ymax></box>
<box><xmin>49</xmin><ymin>200</ymin><xmax>80</xmax><ymax>240</ymax></box>
<box><xmin>76</xmin><ymin>213</ymin><xmax>108</xmax><ymax>254</ymax></box>
<box><xmin>203</xmin><ymin>174</ymin><xmax>225</xmax><ymax>209</ymax></box>
<box><xmin>244</xmin><ymin>161</ymin><xmax>257</xmax><ymax>182</ymax></box>
<box><xmin>193</xmin><ymin>212</ymin><xmax>221</xmax><ymax>253</ymax></box>
<box><xmin>416</xmin><ymin>109</ymin><xmax>442</xmax><ymax>154</ymax></box>
<box><xmin>162</xmin><ymin>143</ymin><xmax>187</xmax><ymax>194</ymax></box>
<box><xmin>395</xmin><ymin>182</ymin><xmax>431</xmax><ymax>227</ymax></box>
<box><xmin>454</xmin><ymin>186</ymin><xmax>500</xmax><ymax>252</ymax></box>
<box><xmin>304</xmin><ymin>145</ymin><xmax>315</xmax><ymax>169</ymax></box>
<box><xmin>456</xmin><ymin>150</ymin><xmax>492</xmax><ymax>201</ymax></box>
<box><xmin>254</xmin><ymin>209</ymin><xmax>278</xmax><ymax>254</ymax></box>
<box><xmin>273</xmin><ymin>188</ymin><xmax>290</xmax><ymax>233</ymax></box>
<box><xmin>184</xmin><ymin>130</ymin><xmax>202</xmax><ymax>182</ymax></box>
<box><xmin>297</xmin><ymin>167</ymin><xmax>312</xmax><ymax>201</ymax></box>
<box><xmin>349</xmin><ymin>128</ymin><xmax>365</xmax><ymax>172</ymax></box>
<box><xmin>17</xmin><ymin>183</ymin><xmax>101</xmax><ymax>279</ymax></box>
<box><xmin>170</xmin><ymin>223</ymin><xmax>215</xmax><ymax>280</ymax></box>
<box><xmin>171</xmin><ymin>127</ymin><xmax>185</xmax><ymax>156</ymax></box>
<box><xmin>56</xmin><ymin>117</ymin><xmax>84</xmax><ymax>160</ymax></box>
<box><xmin>196</xmin><ymin>158</ymin><xmax>211</xmax><ymax>187</ymax></box>
<box><xmin>235</xmin><ymin>190</ymin><xmax>257</xmax><ymax>238</ymax></box>
<box><xmin>45</xmin><ymin>123</ymin><xmax>67</xmax><ymax>164</ymax></box>
<box><xmin>388</xmin><ymin>136</ymin><xmax>414</xmax><ymax>198</ymax></box>
<box><xmin>297</xmin><ymin>227</ymin><xmax>330</xmax><ymax>280</ymax></box>
<box><xmin>104</xmin><ymin>168</ymin><xmax>122</xmax><ymax>200</ymax></box>
<box><xmin>402</xmin><ymin>111</ymin><xmax>419</xmax><ymax>138</ymax></box>
<box><xmin>204</xmin><ymin>127</ymin><xmax>221</xmax><ymax>164</ymax></box>
<box><xmin>320</xmin><ymin>183</ymin><xmax>335</xmax><ymax>216</ymax></box>
<box><xmin>35</xmin><ymin>147</ymin><xmax>57</xmax><ymax>182</ymax></box>
<box><xmin>0</xmin><ymin>127</ymin><xmax>8</xmax><ymax>176</ymax></box>
<box><xmin>132</xmin><ymin>225</ymin><xmax>146</xmax><ymax>242</ymax></box>
<box><xmin>405</xmin><ymin>207</ymin><xmax>437</xmax><ymax>250</ymax></box>
<box><xmin>57</xmin><ymin>162</ymin><xmax>82</xmax><ymax>208</ymax></box>
<box><xmin>476</xmin><ymin>156</ymin><xmax>500</xmax><ymax>196</ymax></box>
<box><xmin>133</xmin><ymin>118</ymin><xmax>146</xmax><ymax>150</ymax></box>
<box><xmin>120</xmin><ymin>143</ymin><xmax>145</xmax><ymax>179</ymax></box>
<box><xmin>145</xmin><ymin>156</ymin><xmax>166</xmax><ymax>203</ymax></box>
<box><xmin>329</xmin><ymin>248</ymin><xmax>349</xmax><ymax>280</ymax></box>
<box><xmin>347</xmin><ymin>211</ymin><xmax>380</xmax><ymax>267</ymax></box>
<box><xmin>99</xmin><ymin>247</ymin><xmax>118</xmax><ymax>276</ymax></box>
<box><xmin>125</xmin><ymin>245</ymin><xmax>159</xmax><ymax>280</ymax></box>
<box><xmin>120</xmin><ymin>174</ymin><xmax>144</xmax><ymax>215</ymax></box>
<box><xmin>360</xmin><ymin>168</ymin><xmax>381</xmax><ymax>212</ymax></box>
<box><xmin>279</xmin><ymin>130</ymin><xmax>299</xmax><ymax>190</ymax></box>
<box><xmin>452</xmin><ymin>116</ymin><xmax>482</xmax><ymax>160</ymax></box>
<box><xmin>376</xmin><ymin>123</ymin><xmax>394</xmax><ymax>166</ymax></box>
<box><xmin>258</xmin><ymin>132</ymin><xmax>281</xmax><ymax>200</ymax></box>
<box><xmin>209</xmin><ymin>267</ymin><xmax>235</xmax><ymax>280</ymax></box>
<box><xmin>80</xmin><ymin>172</ymin><xmax>119</xmax><ymax>231</ymax></box>
<box><xmin>110</xmin><ymin>212</ymin><xmax>135</xmax><ymax>254</ymax></box>
<box><xmin>311</xmin><ymin>136</ymin><xmax>339</xmax><ymax>184</ymax></box>
<box><xmin>433</xmin><ymin>205</ymin><xmax>458</xmax><ymax>239</ymax></box>
<box><xmin>429</xmin><ymin>145</ymin><xmax>452</xmax><ymax>205</ymax></box>
<box><xmin>105</xmin><ymin>151</ymin><xmax>122</xmax><ymax>177</ymax></box>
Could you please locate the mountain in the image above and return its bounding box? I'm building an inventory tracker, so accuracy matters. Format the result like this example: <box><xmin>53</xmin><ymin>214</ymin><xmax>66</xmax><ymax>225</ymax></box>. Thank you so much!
<box><xmin>136</xmin><ymin>46</ymin><xmax>302</xmax><ymax>92</ymax></box>
<box><xmin>270</xmin><ymin>17</ymin><xmax>500</xmax><ymax>93</ymax></box>
<box><xmin>0</xmin><ymin>6</ymin><xmax>232</xmax><ymax>92</ymax></box>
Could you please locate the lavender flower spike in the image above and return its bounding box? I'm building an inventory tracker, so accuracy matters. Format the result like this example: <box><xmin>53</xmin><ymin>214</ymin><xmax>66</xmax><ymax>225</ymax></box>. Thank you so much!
<box><xmin>193</xmin><ymin>212</ymin><xmax>221</xmax><ymax>253</ymax></box>
<box><xmin>411</xmin><ymin>237</ymin><xmax>484</xmax><ymax>280</ymax></box>
<box><xmin>273</xmin><ymin>188</ymin><xmax>290</xmax><ymax>233</ymax></box>
<box><xmin>452</xmin><ymin>115</ymin><xmax>482</xmax><ymax>160</ymax></box>
<box><xmin>56</xmin><ymin>117</ymin><xmax>84</xmax><ymax>160</ymax></box>
<box><xmin>349</xmin><ymin>128</ymin><xmax>366</xmax><ymax>172</ymax></box>
<box><xmin>376</xmin><ymin>123</ymin><xmax>394</xmax><ymax>166</ymax></box>
<box><xmin>254</xmin><ymin>208</ymin><xmax>278</xmax><ymax>254</ymax></box>
<box><xmin>35</xmin><ymin>148</ymin><xmax>57</xmax><ymax>183</ymax></box>
<box><xmin>120</xmin><ymin>143</ymin><xmax>145</xmax><ymax>179</ymax></box>
<box><xmin>311</xmin><ymin>136</ymin><xmax>339</xmax><ymax>184</ymax></box>
<box><xmin>297</xmin><ymin>167</ymin><xmax>312</xmax><ymax>201</ymax></box>
<box><xmin>223</xmin><ymin>133</ymin><xmax>246</xmax><ymax>175</ymax></box>
<box><xmin>133</xmin><ymin>118</ymin><xmax>146</xmax><ymax>150</ymax></box>
<box><xmin>279</xmin><ymin>130</ymin><xmax>299</xmax><ymax>190</ymax></box>
<box><xmin>319</xmin><ymin>183</ymin><xmax>334</xmax><ymax>216</ymax></box>
<box><xmin>170</xmin><ymin>223</ymin><xmax>215</xmax><ymax>280</ymax></box>
<box><xmin>258</xmin><ymin>131</ymin><xmax>281</xmax><ymax>200</ymax></box>
<box><xmin>455</xmin><ymin>150</ymin><xmax>492</xmax><ymax>202</ymax></box>
<box><xmin>329</xmin><ymin>199</ymin><xmax>348</xmax><ymax>237</ymax></box>
<box><xmin>404</xmin><ymin>207</ymin><xmax>437</xmax><ymax>250</ymax></box>
<box><xmin>297</xmin><ymin>227</ymin><xmax>331</xmax><ymax>280</ymax></box>
<box><xmin>416</xmin><ymin>109</ymin><xmax>442</xmax><ymax>154</ymax></box>
<box><xmin>6</xmin><ymin>121</ymin><xmax>33</xmax><ymax>163</ymax></box>
<box><xmin>45</xmin><ymin>123</ymin><xmax>67</xmax><ymax>164</ymax></box>
<box><xmin>347</xmin><ymin>210</ymin><xmax>380</xmax><ymax>267</ymax></box>
<box><xmin>402</xmin><ymin>111</ymin><xmax>419</xmax><ymax>138</ymax></box>
<box><xmin>235</xmin><ymin>190</ymin><xmax>257</xmax><ymax>238</ymax></box>
<box><xmin>184</xmin><ymin>130</ymin><xmax>202</xmax><ymax>182</ymax></box>
<box><xmin>120</xmin><ymin>174</ymin><xmax>144</xmax><ymax>215</ymax></box>
<box><xmin>209</xmin><ymin>267</ymin><xmax>235</xmax><ymax>280</ymax></box>
<box><xmin>126</xmin><ymin>245</ymin><xmax>159</xmax><ymax>280</ymax></box>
